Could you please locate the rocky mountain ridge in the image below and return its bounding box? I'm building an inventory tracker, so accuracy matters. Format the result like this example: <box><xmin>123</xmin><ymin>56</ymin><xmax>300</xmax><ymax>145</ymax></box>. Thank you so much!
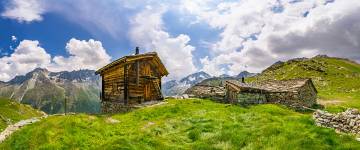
<box><xmin>162</xmin><ymin>71</ymin><xmax>212</xmax><ymax>96</ymax></box>
<box><xmin>0</xmin><ymin>68</ymin><xmax>101</xmax><ymax>114</ymax></box>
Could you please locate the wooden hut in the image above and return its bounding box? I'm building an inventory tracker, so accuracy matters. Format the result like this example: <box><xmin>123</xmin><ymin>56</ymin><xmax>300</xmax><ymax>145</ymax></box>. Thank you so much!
<box><xmin>95</xmin><ymin>47</ymin><xmax>169</xmax><ymax>113</ymax></box>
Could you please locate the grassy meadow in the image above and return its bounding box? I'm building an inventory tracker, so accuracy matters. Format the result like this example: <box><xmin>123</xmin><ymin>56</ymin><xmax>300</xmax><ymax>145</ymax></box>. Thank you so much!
<box><xmin>1</xmin><ymin>99</ymin><xmax>359</xmax><ymax>149</ymax></box>
<box><xmin>0</xmin><ymin>98</ymin><xmax>43</xmax><ymax>132</ymax></box>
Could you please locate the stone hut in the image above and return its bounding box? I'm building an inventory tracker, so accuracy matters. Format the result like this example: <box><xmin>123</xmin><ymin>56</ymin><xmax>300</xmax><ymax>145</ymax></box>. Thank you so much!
<box><xmin>225</xmin><ymin>78</ymin><xmax>317</xmax><ymax>108</ymax></box>
<box><xmin>95</xmin><ymin>47</ymin><xmax>169</xmax><ymax>113</ymax></box>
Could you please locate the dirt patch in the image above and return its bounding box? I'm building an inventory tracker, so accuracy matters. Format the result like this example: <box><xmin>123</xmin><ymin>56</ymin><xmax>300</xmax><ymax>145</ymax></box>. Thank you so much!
<box><xmin>318</xmin><ymin>99</ymin><xmax>344</xmax><ymax>105</ymax></box>
<box><xmin>147</xmin><ymin>102</ymin><xmax>167</xmax><ymax>108</ymax></box>
<box><xmin>88</xmin><ymin>116</ymin><xmax>97</xmax><ymax>120</ymax></box>
<box><xmin>142</xmin><ymin>122</ymin><xmax>155</xmax><ymax>130</ymax></box>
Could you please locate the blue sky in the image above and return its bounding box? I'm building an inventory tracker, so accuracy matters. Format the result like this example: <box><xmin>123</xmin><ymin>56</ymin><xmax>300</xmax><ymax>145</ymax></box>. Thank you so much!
<box><xmin>0</xmin><ymin>0</ymin><xmax>359</xmax><ymax>81</ymax></box>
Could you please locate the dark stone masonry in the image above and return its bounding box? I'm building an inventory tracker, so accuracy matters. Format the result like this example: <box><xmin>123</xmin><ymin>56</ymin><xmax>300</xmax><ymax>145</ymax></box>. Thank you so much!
<box><xmin>225</xmin><ymin>78</ymin><xmax>318</xmax><ymax>109</ymax></box>
<box><xmin>185</xmin><ymin>85</ymin><xmax>226</xmax><ymax>101</ymax></box>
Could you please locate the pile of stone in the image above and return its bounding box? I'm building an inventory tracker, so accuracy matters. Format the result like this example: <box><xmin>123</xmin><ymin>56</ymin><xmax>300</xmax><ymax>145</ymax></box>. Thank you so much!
<box><xmin>313</xmin><ymin>108</ymin><xmax>360</xmax><ymax>135</ymax></box>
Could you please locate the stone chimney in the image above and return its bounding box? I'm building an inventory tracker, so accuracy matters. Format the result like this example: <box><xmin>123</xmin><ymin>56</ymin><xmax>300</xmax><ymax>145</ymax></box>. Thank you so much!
<box><xmin>135</xmin><ymin>47</ymin><xmax>139</xmax><ymax>55</ymax></box>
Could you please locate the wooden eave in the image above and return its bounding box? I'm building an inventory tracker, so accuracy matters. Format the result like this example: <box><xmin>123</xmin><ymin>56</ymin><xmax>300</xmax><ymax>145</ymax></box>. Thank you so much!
<box><xmin>95</xmin><ymin>52</ymin><xmax>169</xmax><ymax>76</ymax></box>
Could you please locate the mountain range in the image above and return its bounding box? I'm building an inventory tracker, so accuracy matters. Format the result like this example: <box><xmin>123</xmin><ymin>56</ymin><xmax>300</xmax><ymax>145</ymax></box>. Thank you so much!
<box><xmin>0</xmin><ymin>66</ymin><xmax>256</xmax><ymax>113</ymax></box>
<box><xmin>0</xmin><ymin>68</ymin><xmax>100</xmax><ymax>114</ymax></box>
<box><xmin>162</xmin><ymin>71</ymin><xmax>257</xmax><ymax>96</ymax></box>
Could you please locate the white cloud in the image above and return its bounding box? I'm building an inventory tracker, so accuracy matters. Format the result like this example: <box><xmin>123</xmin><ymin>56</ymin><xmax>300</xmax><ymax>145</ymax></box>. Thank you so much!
<box><xmin>48</xmin><ymin>38</ymin><xmax>111</xmax><ymax>72</ymax></box>
<box><xmin>11</xmin><ymin>35</ymin><xmax>17</xmax><ymax>42</ymax></box>
<box><xmin>0</xmin><ymin>38</ymin><xmax>111</xmax><ymax>82</ymax></box>
<box><xmin>181</xmin><ymin>0</ymin><xmax>360</xmax><ymax>76</ymax></box>
<box><xmin>1</xmin><ymin>0</ymin><xmax>45</xmax><ymax>23</ymax></box>
<box><xmin>129</xmin><ymin>6</ymin><xmax>197</xmax><ymax>80</ymax></box>
<box><xmin>0</xmin><ymin>40</ymin><xmax>51</xmax><ymax>81</ymax></box>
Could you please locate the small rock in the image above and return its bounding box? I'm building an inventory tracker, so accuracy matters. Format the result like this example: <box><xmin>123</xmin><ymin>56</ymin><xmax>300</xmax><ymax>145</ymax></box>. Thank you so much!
<box><xmin>182</xmin><ymin>94</ymin><xmax>189</xmax><ymax>99</ymax></box>
<box><xmin>106</xmin><ymin>118</ymin><xmax>120</xmax><ymax>124</ymax></box>
<box><xmin>350</xmin><ymin>120</ymin><xmax>356</xmax><ymax>126</ymax></box>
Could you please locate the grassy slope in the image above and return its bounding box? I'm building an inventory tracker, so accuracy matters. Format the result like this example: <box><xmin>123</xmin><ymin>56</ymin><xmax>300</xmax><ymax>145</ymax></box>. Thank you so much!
<box><xmin>0</xmin><ymin>97</ymin><xmax>43</xmax><ymax>131</ymax></box>
<box><xmin>1</xmin><ymin>99</ymin><xmax>359</xmax><ymax>149</ymax></box>
<box><xmin>247</xmin><ymin>57</ymin><xmax>360</xmax><ymax>112</ymax></box>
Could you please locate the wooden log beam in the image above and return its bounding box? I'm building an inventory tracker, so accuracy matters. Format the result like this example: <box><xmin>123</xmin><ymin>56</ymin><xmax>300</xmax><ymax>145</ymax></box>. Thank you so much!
<box><xmin>102</xmin><ymin>76</ymin><xmax>105</xmax><ymax>101</ymax></box>
<box><xmin>136</xmin><ymin>61</ymin><xmax>139</xmax><ymax>86</ymax></box>
<box><xmin>124</xmin><ymin>64</ymin><xmax>128</xmax><ymax>105</ymax></box>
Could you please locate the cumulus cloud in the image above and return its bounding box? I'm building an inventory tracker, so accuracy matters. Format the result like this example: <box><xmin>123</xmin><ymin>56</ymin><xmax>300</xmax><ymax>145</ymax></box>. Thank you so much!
<box><xmin>48</xmin><ymin>38</ymin><xmax>111</xmax><ymax>72</ymax></box>
<box><xmin>11</xmin><ymin>35</ymin><xmax>17</xmax><ymax>42</ymax></box>
<box><xmin>0</xmin><ymin>40</ymin><xmax>51</xmax><ymax>81</ymax></box>
<box><xmin>0</xmin><ymin>38</ymin><xmax>111</xmax><ymax>82</ymax></box>
<box><xmin>1</xmin><ymin>0</ymin><xmax>45</xmax><ymax>23</ymax></box>
<box><xmin>181</xmin><ymin>0</ymin><xmax>360</xmax><ymax>76</ymax></box>
<box><xmin>129</xmin><ymin>6</ymin><xmax>197</xmax><ymax>80</ymax></box>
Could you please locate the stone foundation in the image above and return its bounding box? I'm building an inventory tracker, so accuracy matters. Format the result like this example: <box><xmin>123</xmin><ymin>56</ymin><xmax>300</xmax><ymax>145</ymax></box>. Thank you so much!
<box><xmin>313</xmin><ymin>109</ymin><xmax>360</xmax><ymax>135</ymax></box>
<box><xmin>236</xmin><ymin>93</ymin><xmax>267</xmax><ymax>104</ymax></box>
<box><xmin>101</xmin><ymin>101</ymin><xmax>133</xmax><ymax>113</ymax></box>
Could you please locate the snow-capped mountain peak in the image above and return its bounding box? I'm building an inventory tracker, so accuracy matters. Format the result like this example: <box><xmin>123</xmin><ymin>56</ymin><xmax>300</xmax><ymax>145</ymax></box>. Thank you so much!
<box><xmin>162</xmin><ymin>71</ymin><xmax>212</xmax><ymax>96</ymax></box>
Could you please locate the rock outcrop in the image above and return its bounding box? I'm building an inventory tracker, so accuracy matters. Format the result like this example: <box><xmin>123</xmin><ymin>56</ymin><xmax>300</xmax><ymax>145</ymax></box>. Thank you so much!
<box><xmin>313</xmin><ymin>109</ymin><xmax>360</xmax><ymax>135</ymax></box>
<box><xmin>0</xmin><ymin>117</ymin><xmax>45</xmax><ymax>143</ymax></box>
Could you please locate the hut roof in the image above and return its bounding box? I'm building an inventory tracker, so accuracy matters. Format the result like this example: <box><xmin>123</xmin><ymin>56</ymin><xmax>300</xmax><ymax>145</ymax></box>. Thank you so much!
<box><xmin>258</xmin><ymin>78</ymin><xmax>317</xmax><ymax>93</ymax></box>
<box><xmin>95</xmin><ymin>52</ymin><xmax>169</xmax><ymax>76</ymax></box>
<box><xmin>226</xmin><ymin>78</ymin><xmax>317</xmax><ymax>93</ymax></box>
<box><xmin>226</xmin><ymin>80</ymin><xmax>266</xmax><ymax>93</ymax></box>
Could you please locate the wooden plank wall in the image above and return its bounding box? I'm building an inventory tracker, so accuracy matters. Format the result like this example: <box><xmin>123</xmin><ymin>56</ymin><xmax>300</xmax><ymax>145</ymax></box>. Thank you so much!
<box><xmin>103</xmin><ymin>65</ymin><xmax>125</xmax><ymax>103</ymax></box>
<box><xmin>102</xmin><ymin>59</ymin><xmax>163</xmax><ymax>105</ymax></box>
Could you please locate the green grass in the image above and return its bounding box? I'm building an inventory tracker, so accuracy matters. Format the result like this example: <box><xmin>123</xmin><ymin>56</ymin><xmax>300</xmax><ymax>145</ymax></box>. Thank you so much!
<box><xmin>1</xmin><ymin>99</ymin><xmax>359</xmax><ymax>149</ymax></box>
<box><xmin>0</xmin><ymin>97</ymin><xmax>43</xmax><ymax>131</ymax></box>
<box><xmin>247</xmin><ymin>57</ymin><xmax>360</xmax><ymax>112</ymax></box>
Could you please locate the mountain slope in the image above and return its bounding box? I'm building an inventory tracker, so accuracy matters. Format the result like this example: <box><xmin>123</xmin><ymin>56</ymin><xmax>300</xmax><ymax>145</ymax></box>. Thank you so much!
<box><xmin>0</xmin><ymin>97</ymin><xmax>43</xmax><ymax>132</ymax></box>
<box><xmin>1</xmin><ymin>99</ymin><xmax>359</xmax><ymax>149</ymax></box>
<box><xmin>247</xmin><ymin>55</ymin><xmax>360</xmax><ymax>111</ymax></box>
<box><xmin>236</xmin><ymin>71</ymin><xmax>257</xmax><ymax>78</ymax></box>
<box><xmin>0</xmin><ymin>68</ymin><xmax>101</xmax><ymax>114</ymax></box>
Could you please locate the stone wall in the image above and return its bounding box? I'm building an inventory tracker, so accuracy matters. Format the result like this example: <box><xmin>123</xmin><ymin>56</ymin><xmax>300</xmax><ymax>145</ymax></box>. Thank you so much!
<box><xmin>101</xmin><ymin>101</ymin><xmax>133</xmax><ymax>113</ymax></box>
<box><xmin>297</xmin><ymin>83</ymin><xmax>317</xmax><ymax>107</ymax></box>
<box><xmin>236</xmin><ymin>93</ymin><xmax>267</xmax><ymax>104</ymax></box>
<box><xmin>313</xmin><ymin>109</ymin><xmax>360</xmax><ymax>135</ymax></box>
<box><xmin>185</xmin><ymin>85</ymin><xmax>225</xmax><ymax>101</ymax></box>
<box><xmin>265</xmin><ymin>83</ymin><xmax>316</xmax><ymax>109</ymax></box>
<box><xmin>265</xmin><ymin>92</ymin><xmax>312</xmax><ymax>109</ymax></box>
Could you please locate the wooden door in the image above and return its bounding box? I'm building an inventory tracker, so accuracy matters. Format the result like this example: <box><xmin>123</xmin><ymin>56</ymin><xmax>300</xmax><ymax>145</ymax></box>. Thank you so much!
<box><xmin>144</xmin><ymin>83</ymin><xmax>151</xmax><ymax>101</ymax></box>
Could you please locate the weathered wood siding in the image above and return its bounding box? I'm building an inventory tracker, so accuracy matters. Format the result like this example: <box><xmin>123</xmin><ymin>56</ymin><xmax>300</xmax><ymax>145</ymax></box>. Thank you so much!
<box><xmin>103</xmin><ymin>65</ymin><xmax>125</xmax><ymax>103</ymax></box>
<box><xmin>101</xmin><ymin>59</ymin><xmax>162</xmax><ymax>105</ymax></box>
